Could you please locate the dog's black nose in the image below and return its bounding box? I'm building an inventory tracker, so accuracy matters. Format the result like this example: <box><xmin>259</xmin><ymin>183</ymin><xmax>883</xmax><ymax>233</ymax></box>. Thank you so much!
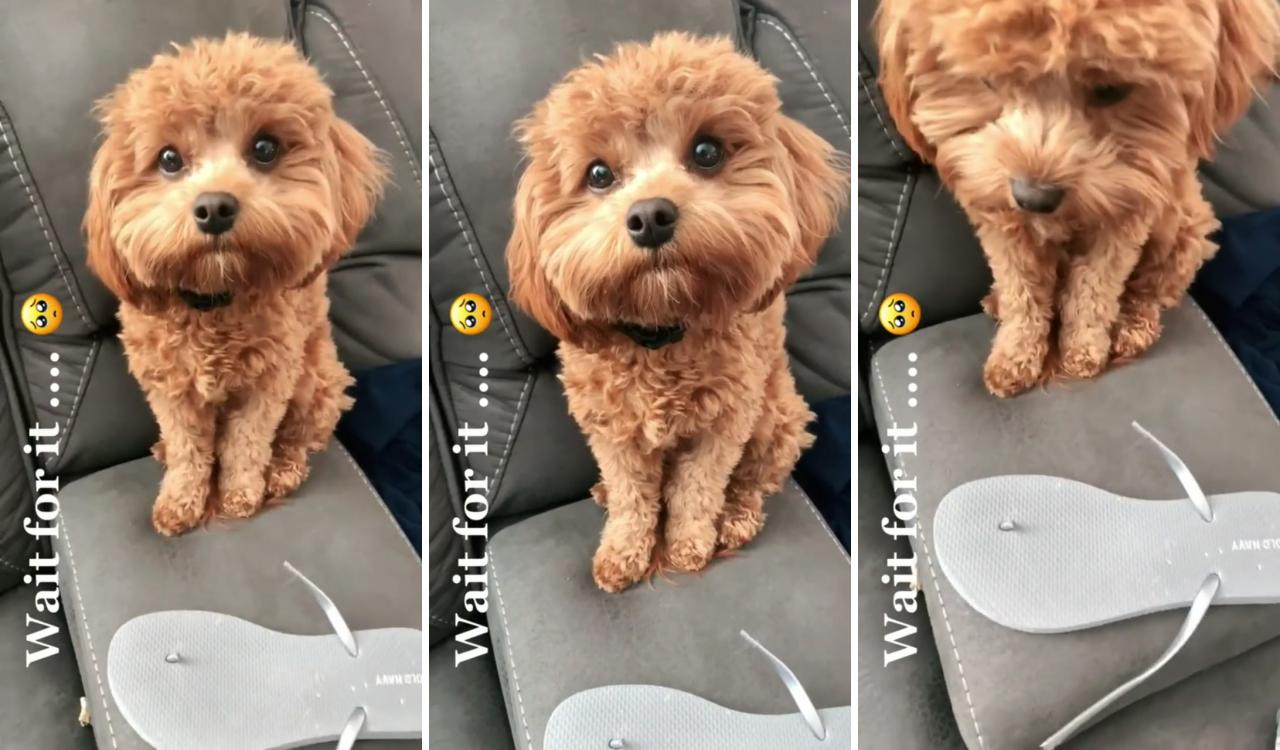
<box><xmin>626</xmin><ymin>198</ymin><xmax>678</xmax><ymax>249</ymax></box>
<box><xmin>193</xmin><ymin>192</ymin><xmax>239</xmax><ymax>235</ymax></box>
<box><xmin>1010</xmin><ymin>178</ymin><xmax>1065</xmax><ymax>214</ymax></box>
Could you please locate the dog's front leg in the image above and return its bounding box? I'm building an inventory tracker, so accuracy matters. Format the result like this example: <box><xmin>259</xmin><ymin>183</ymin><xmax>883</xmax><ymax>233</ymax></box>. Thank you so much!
<box><xmin>663</xmin><ymin>420</ymin><xmax>753</xmax><ymax>573</ymax></box>
<box><xmin>1057</xmin><ymin>222</ymin><xmax>1149</xmax><ymax>380</ymax></box>
<box><xmin>588</xmin><ymin>437</ymin><xmax>664</xmax><ymax>593</ymax></box>
<box><xmin>148</xmin><ymin>391</ymin><xmax>216</xmax><ymax>536</ymax></box>
<box><xmin>975</xmin><ymin>224</ymin><xmax>1058</xmax><ymax>397</ymax></box>
<box><xmin>215</xmin><ymin>367</ymin><xmax>298</xmax><ymax>519</ymax></box>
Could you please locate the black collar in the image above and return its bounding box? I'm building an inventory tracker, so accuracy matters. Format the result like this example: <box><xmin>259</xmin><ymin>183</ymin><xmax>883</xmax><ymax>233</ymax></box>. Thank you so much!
<box><xmin>177</xmin><ymin>289</ymin><xmax>234</xmax><ymax>311</ymax></box>
<box><xmin>616</xmin><ymin>322</ymin><xmax>685</xmax><ymax>350</ymax></box>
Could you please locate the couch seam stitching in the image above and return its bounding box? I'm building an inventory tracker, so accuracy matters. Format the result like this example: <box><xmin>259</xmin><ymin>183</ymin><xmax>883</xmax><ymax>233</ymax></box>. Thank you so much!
<box><xmin>872</xmin><ymin>356</ymin><xmax>986</xmax><ymax>749</ymax></box>
<box><xmin>0</xmin><ymin>555</ymin><xmax>21</xmax><ymax>572</ymax></box>
<box><xmin>335</xmin><ymin>441</ymin><xmax>420</xmax><ymax>557</ymax></box>
<box><xmin>489</xmin><ymin>549</ymin><xmax>535</xmax><ymax>750</ymax></box>
<box><xmin>60</xmin><ymin>514</ymin><xmax>119</xmax><ymax>748</ymax></box>
<box><xmin>861</xmin><ymin>174</ymin><xmax>911</xmax><ymax>325</ymax></box>
<box><xmin>786</xmin><ymin>478</ymin><xmax>848</xmax><ymax>560</ymax></box>
<box><xmin>756</xmin><ymin>16</ymin><xmax>849</xmax><ymax>138</ymax></box>
<box><xmin>306</xmin><ymin>8</ymin><xmax>421</xmax><ymax>187</ymax></box>
<box><xmin>427</xmin><ymin>151</ymin><xmax>530</xmax><ymax>363</ymax></box>
<box><xmin>0</xmin><ymin>115</ymin><xmax>92</xmax><ymax>326</ymax></box>
<box><xmin>490</xmin><ymin>372</ymin><xmax>533</xmax><ymax>503</ymax></box>
<box><xmin>1188</xmin><ymin>298</ymin><xmax>1278</xmax><ymax>425</ymax></box>
<box><xmin>856</xmin><ymin>64</ymin><xmax>909</xmax><ymax>160</ymax></box>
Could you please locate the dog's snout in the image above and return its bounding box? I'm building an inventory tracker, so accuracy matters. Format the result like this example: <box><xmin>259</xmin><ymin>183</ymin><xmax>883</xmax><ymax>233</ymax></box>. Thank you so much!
<box><xmin>193</xmin><ymin>192</ymin><xmax>239</xmax><ymax>235</ymax></box>
<box><xmin>626</xmin><ymin>198</ymin><xmax>678</xmax><ymax>249</ymax></box>
<box><xmin>1010</xmin><ymin>178</ymin><xmax>1065</xmax><ymax>214</ymax></box>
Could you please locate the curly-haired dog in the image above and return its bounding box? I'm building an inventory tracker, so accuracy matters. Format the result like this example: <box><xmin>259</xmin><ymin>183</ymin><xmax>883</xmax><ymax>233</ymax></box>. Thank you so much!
<box><xmin>876</xmin><ymin>0</ymin><xmax>1279</xmax><ymax>397</ymax></box>
<box><xmin>507</xmin><ymin>33</ymin><xmax>846</xmax><ymax>592</ymax></box>
<box><xmin>85</xmin><ymin>34</ymin><xmax>387</xmax><ymax>535</ymax></box>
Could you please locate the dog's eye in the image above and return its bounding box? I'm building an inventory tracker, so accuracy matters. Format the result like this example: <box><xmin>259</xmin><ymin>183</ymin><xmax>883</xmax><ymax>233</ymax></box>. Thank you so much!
<box><xmin>157</xmin><ymin>146</ymin><xmax>185</xmax><ymax>175</ymax></box>
<box><xmin>691</xmin><ymin>135</ymin><xmax>724</xmax><ymax>170</ymax></box>
<box><xmin>586</xmin><ymin>161</ymin><xmax>616</xmax><ymax>191</ymax></box>
<box><xmin>1089</xmin><ymin>84</ymin><xmax>1132</xmax><ymax>107</ymax></box>
<box><xmin>250</xmin><ymin>135</ymin><xmax>281</xmax><ymax>166</ymax></box>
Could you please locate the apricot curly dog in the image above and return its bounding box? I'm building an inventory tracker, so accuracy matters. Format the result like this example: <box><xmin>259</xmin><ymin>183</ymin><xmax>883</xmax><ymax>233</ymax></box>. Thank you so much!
<box><xmin>85</xmin><ymin>34</ymin><xmax>387</xmax><ymax>535</ymax></box>
<box><xmin>876</xmin><ymin>0</ymin><xmax>1279</xmax><ymax>397</ymax></box>
<box><xmin>507</xmin><ymin>33</ymin><xmax>847</xmax><ymax>592</ymax></box>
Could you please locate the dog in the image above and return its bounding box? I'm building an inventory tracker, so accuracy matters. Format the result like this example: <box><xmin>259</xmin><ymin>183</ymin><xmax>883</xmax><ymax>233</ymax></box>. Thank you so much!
<box><xmin>85</xmin><ymin>33</ymin><xmax>387</xmax><ymax>535</ymax></box>
<box><xmin>506</xmin><ymin>33</ymin><xmax>847</xmax><ymax>592</ymax></box>
<box><xmin>876</xmin><ymin>0</ymin><xmax>1279</xmax><ymax>397</ymax></box>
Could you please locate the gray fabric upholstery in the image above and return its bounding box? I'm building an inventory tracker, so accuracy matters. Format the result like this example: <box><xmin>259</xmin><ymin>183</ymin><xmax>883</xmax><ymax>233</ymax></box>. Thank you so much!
<box><xmin>0</xmin><ymin>588</ymin><xmax>94</xmax><ymax>749</ymax></box>
<box><xmin>486</xmin><ymin>483</ymin><xmax>851</xmax><ymax>750</ymax></box>
<box><xmin>868</xmin><ymin>302</ymin><xmax>1280</xmax><ymax>749</ymax></box>
<box><xmin>55</xmin><ymin>444</ymin><xmax>420</xmax><ymax>749</ymax></box>
<box><xmin>428</xmin><ymin>645</ymin><xmax>513</xmax><ymax>750</ymax></box>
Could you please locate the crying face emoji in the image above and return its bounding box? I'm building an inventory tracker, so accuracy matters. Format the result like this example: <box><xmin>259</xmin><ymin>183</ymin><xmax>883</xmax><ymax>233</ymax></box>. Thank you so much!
<box><xmin>21</xmin><ymin>293</ymin><xmax>63</xmax><ymax>336</ymax></box>
<box><xmin>451</xmin><ymin>293</ymin><xmax>492</xmax><ymax>335</ymax></box>
<box><xmin>878</xmin><ymin>292</ymin><xmax>921</xmax><ymax>336</ymax></box>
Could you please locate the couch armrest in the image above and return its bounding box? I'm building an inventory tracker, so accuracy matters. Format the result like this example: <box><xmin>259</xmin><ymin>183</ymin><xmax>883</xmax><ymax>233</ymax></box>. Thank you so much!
<box><xmin>483</xmin><ymin>482</ymin><xmax>850</xmax><ymax>750</ymax></box>
<box><xmin>54</xmin><ymin>442</ymin><xmax>421</xmax><ymax>749</ymax></box>
<box><xmin>868</xmin><ymin>301</ymin><xmax>1280</xmax><ymax>749</ymax></box>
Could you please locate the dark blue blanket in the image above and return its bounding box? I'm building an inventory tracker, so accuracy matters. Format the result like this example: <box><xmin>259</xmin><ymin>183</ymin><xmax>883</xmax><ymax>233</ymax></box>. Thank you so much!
<box><xmin>794</xmin><ymin>395</ymin><xmax>852</xmax><ymax>551</ymax></box>
<box><xmin>336</xmin><ymin>359</ymin><xmax>422</xmax><ymax>555</ymax></box>
<box><xmin>1193</xmin><ymin>209</ymin><xmax>1280</xmax><ymax>417</ymax></box>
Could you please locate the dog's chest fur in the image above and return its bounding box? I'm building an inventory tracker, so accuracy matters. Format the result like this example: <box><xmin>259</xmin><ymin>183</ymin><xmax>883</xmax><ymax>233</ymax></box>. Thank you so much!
<box><xmin>119</xmin><ymin>286</ymin><xmax>322</xmax><ymax>405</ymax></box>
<box><xmin>559</xmin><ymin>312</ymin><xmax>780</xmax><ymax>453</ymax></box>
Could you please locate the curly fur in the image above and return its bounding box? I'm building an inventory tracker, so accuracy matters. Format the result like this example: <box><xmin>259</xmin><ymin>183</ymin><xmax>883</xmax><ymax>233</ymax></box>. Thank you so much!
<box><xmin>85</xmin><ymin>33</ymin><xmax>387</xmax><ymax>535</ymax></box>
<box><xmin>507</xmin><ymin>33</ymin><xmax>847</xmax><ymax>592</ymax></box>
<box><xmin>876</xmin><ymin>0</ymin><xmax>1279</xmax><ymax>397</ymax></box>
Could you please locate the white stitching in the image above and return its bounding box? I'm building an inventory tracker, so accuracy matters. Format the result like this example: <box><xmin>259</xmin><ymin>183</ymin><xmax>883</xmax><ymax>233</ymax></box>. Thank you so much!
<box><xmin>861</xmin><ymin>175</ymin><xmax>911</xmax><ymax>325</ymax></box>
<box><xmin>334</xmin><ymin>440</ymin><xmax>420</xmax><ymax>556</ymax></box>
<box><xmin>306</xmin><ymin>8</ymin><xmax>421</xmax><ymax>187</ymax></box>
<box><xmin>60</xmin><ymin>515</ymin><xmax>119</xmax><ymax>748</ymax></box>
<box><xmin>0</xmin><ymin>116</ymin><xmax>92</xmax><ymax>326</ymax></box>
<box><xmin>787</xmin><ymin>478</ymin><xmax>848</xmax><ymax>559</ymax></box>
<box><xmin>490</xmin><ymin>372</ymin><xmax>534</xmax><ymax>500</ymax></box>
<box><xmin>427</xmin><ymin>152</ymin><xmax>530</xmax><ymax>363</ymax></box>
<box><xmin>756</xmin><ymin>16</ymin><xmax>850</xmax><ymax>138</ymax></box>
<box><xmin>856</xmin><ymin>65</ymin><xmax>909</xmax><ymax>160</ymax></box>
<box><xmin>489</xmin><ymin>550</ymin><xmax>535</xmax><ymax>750</ymax></box>
<box><xmin>429</xmin><ymin>613</ymin><xmax>453</xmax><ymax>627</ymax></box>
<box><xmin>1188</xmin><ymin>299</ymin><xmax>1279</xmax><ymax>425</ymax></box>
<box><xmin>872</xmin><ymin>356</ymin><xmax>987</xmax><ymax>749</ymax></box>
<box><xmin>0</xmin><ymin>556</ymin><xmax>21</xmax><ymax>572</ymax></box>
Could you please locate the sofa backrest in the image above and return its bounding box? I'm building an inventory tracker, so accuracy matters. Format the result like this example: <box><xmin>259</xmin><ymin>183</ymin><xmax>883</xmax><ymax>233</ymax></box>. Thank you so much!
<box><xmin>0</xmin><ymin>0</ymin><xmax>421</xmax><ymax>596</ymax></box>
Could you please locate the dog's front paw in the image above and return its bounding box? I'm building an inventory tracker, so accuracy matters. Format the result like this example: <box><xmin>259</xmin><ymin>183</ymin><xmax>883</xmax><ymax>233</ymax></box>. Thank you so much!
<box><xmin>264</xmin><ymin>449</ymin><xmax>310</xmax><ymax>501</ymax></box>
<box><xmin>218</xmin><ymin>486</ymin><xmax>265</xmax><ymax>519</ymax></box>
<box><xmin>1058</xmin><ymin>324</ymin><xmax>1112</xmax><ymax>380</ymax></box>
<box><xmin>1111</xmin><ymin>306</ymin><xmax>1162</xmax><ymax>361</ymax></box>
<box><xmin>592</xmin><ymin>537</ymin><xmax>653</xmax><ymax>593</ymax></box>
<box><xmin>983</xmin><ymin>346</ymin><xmax>1045</xmax><ymax>398</ymax></box>
<box><xmin>665</xmin><ymin>520</ymin><xmax>717</xmax><ymax>572</ymax></box>
<box><xmin>152</xmin><ymin>484</ymin><xmax>207</xmax><ymax>537</ymax></box>
<box><xmin>717</xmin><ymin>501</ymin><xmax>765</xmax><ymax>552</ymax></box>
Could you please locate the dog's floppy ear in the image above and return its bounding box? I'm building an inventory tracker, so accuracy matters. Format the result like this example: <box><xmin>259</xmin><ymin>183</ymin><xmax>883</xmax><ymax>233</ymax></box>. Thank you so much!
<box><xmin>323</xmin><ymin>116</ymin><xmax>388</xmax><ymax>268</ymax></box>
<box><xmin>750</xmin><ymin>115</ymin><xmax>848</xmax><ymax>312</ymax></box>
<box><xmin>506</xmin><ymin>166</ymin><xmax>576</xmax><ymax>341</ymax></box>
<box><xmin>84</xmin><ymin>135</ymin><xmax>143</xmax><ymax>305</ymax></box>
<box><xmin>1190</xmin><ymin>0</ymin><xmax>1280</xmax><ymax>158</ymax></box>
<box><xmin>874</xmin><ymin>0</ymin><xmax>934</xmax><ymax>161</ymax></box>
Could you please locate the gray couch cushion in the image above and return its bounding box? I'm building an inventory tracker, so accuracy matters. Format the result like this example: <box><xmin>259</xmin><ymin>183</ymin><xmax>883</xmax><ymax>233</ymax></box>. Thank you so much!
<box><xmin>485</xmin><ymin>482</ymin><xmax>850</xmax><ymax>750</ymax></box>
<box><xmin>429</xmin><ymin>644</ymin><xmax>513</xmax><ymax>750</ymax></box>
<box><xmin>0</xmin><ymin>588</ymin><xmax>94</xmax><ymax>749</ymax></box>
<box><xmin>868</xmin><ymin>302</ymin><xmax>1280</xmax><ymax>749</ymax></box>
<box><xmin>55</xmin><ymin>443</ymin><xmax>420</xmax><ymax>749</ymax></box>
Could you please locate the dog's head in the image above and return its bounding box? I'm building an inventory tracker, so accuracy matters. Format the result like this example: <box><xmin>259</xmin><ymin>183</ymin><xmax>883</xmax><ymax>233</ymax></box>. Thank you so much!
<box><xmin>85</xmin><ymin>33</ymin><xmax>387</xmax><ymax>306</ymax></box>
<box><xmin>876</xmin><ymin>0</ymin><xmax>1278</xmax><ymax>232</ymax></box>
<box><xmin>506</xmin><ymin>33</ymin><xmax>846</xmax><ymax>344</ymax></box>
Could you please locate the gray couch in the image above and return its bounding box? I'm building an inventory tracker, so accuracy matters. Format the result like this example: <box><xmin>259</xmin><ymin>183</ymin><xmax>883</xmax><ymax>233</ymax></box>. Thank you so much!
<box><xmin>858</xmin><ymin>2</ymin><xmax>1280</xmax><ymax>748</ymax></box>
<box><xmin>0</xmin><ymin>1</ymin><xmax>421</xmax><ymax>747</ymax></box>
<box><xmin>428</xmin><ymin>2</ymin><xmax>852</xmax><ymax>748</ymax></box>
